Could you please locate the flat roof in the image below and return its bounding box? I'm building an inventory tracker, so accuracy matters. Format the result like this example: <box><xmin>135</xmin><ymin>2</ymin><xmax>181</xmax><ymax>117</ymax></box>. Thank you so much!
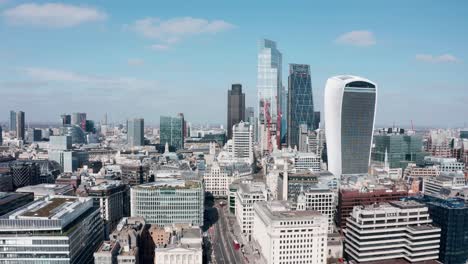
<box><xmin>21</xmin><ymin>197</ymin><xmax>77</xmax><ymax>217</ymax></box>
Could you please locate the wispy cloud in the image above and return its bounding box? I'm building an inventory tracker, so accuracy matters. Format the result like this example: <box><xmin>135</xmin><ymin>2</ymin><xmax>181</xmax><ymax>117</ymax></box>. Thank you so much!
<box><xmin>127</xmin><ymin>58</ymin><xmax>145</xmax><ymax>66</ymax></box>
<box><xmin>336</xmin><ymin>30</ymin><xmax>376</xmax><ymax>47</ymax></box>
<box><xmin>128</xmin><ymin>17</ymin><xmax>235</xmax><ymax>49</ymax></box>
<box><xmin>415</xmin><ymin>54</ymin><xmax>461</xmax><ymax>63</ymax></box>
<box><xmin>2</xmin><ymin>3</ymin><xmax>107</xmax><ymax>28</ymax></box>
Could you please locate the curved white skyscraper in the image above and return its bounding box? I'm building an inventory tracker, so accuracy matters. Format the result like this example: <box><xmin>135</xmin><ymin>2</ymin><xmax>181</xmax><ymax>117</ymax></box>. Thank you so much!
<box><xmin>324</xmin><ymin>75</ymin><xmax>377</xmax><ymax>177</ymax></box>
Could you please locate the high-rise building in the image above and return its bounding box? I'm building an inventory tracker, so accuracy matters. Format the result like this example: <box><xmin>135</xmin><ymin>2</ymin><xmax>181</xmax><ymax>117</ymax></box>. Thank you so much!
<box><xmin>9</xmin><ymin>110</ymin><xmax>16</xmax><ymax>132</ymax></box>
<box><xmin>15</xmin><ymin>111</ymin><xmax>25</xmax><ymax>140</ymax></box>
<box><xmin>177</xmin><ymin>112</ymin><xmax>187</xmax><ymax>138</ymax></box>
<box><xmin>287</xmin><ymin>64</ymin><xmax>314</xmax><ymax>149</ymax></box>
<box><xmin>257</xmin><ymin>39</ymin><xmax>282</xmax><ymax>152</ymax></box>
<box><xmin>324</xmin><ymin>75</ymin><xmax>377</xmax><ymax>176</ymax></box>
<box><xmin>252</xmin><ymin>200</ymin><xmax>328</xmax><ymax>264</ymax></box>
<box><xmin>59</xmin><ymin>125</ymin><xmax>86</xmax><ymax>144</ymax></box>
<box><xmin>127</xmin><ymin>118</ymin><xmax>144</xmax><ymax>146</ymax></box>
<box><xmin>313</xmin><ymin>111</ymin><xmax>321</xmax><ymax>129</ymax></box>
<box><xmin>71</xmin><ymin>112</ymin><xmax>87</xmax><ymax>130</ymax></box>
<box><xmin>130</xmin><ymin>178</ymin><xmax>204</xmax><ymax>226</ymax></box>
<box><xmin>0</xmin><ymin>195</ymin><xmax>104</xmax><ymax>263</ymax></box>
<box><xmin>9</xmin><ymin>161</ymin><xmax>40</xmax><ymax>189</ymax></box>
<box><xmin>246</xmin><ymin>106</ymin><xmax>254</xmax><ymax>121</ymax></box>
<box><xmin>0</xmin><ymin>126</ymin><xmax>2</xmax><ymax>145</ymax></box>
<box><xmin>32</xmin><ymin>129</ymin><xmax>42</xmax><ymax>142</ymax></box>
<box><xmin>236</xmin><ymin>182</ymin><xmax>268</xmax><ymax>239</ymax></box>
<box><xmin>227</xmin><ymin>84</ymin><xmax>246</xmax><ymax>139</ymax></box>
<box><xmin>61</xmin><ymin>114</ymin><xmax>71</xmax><ymax>125</ymax></box>
<box><xmin>160</xmin><ymin>115</ymin><xmax>184</xmax><ymax>150</ymax></box>
<box><xmin>232</xmin><ymin>121</ymin><xmax>254</xmax><ymax>164</ymax></box>
<box><xmin>344</xmin><ymin>201</ymin><xmax>441</xmax><ymax>263</ymax></box>
<box><xmin>49</xmin><ymin>135</ymin><xmax>72</xmax><ymax>150</ymax></box>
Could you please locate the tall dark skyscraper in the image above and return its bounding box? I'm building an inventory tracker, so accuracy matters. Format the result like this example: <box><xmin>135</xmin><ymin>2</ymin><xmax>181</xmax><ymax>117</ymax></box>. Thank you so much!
<box><xmin>9</xmin><ymin>110</ymin><xmax>16</xmax><ymax>132</ymax></box>
<box><xmin>313</xmin><ymin>111</ymin><xmax>321</xmax><ymax>130</ymax></box>
<box><xmin>287</xmin><ymin>64</ymin><xmax>314</xmax><ymax>149</ymax></box>
<box><xmin>227</xmin><ymin>84</ymin><xmax>245</xmax><ymax>139</ymax></box>
<box><xmin>0</xmin><ymin>126</ymin><xmax>2</xmax><ymax>145</ymax></box>
<box><xmin>16</xmin><ymin>111</ymin><xmax>25</xmax><ymax>140</ymax></box>
<box><xmin>177</xmin><ymin>113</ymin><xmax>186</xmax><ymax>138</ymax></box>
<box><xmin>127</xmin><ymin>118</ymin><xmax>144</xmax><ymax>146</ymax></box>
<box><xmin>61</xmin><ymin>114</ymin><xmax>71</xmax><ymax>125</ymax></box>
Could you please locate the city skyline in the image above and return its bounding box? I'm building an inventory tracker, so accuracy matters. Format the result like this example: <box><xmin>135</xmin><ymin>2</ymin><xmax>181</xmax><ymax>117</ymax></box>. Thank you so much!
<box><xmin>1</xmin><ymin>1</ymin><xmax>467</xmax><ymax>127</ymax></box>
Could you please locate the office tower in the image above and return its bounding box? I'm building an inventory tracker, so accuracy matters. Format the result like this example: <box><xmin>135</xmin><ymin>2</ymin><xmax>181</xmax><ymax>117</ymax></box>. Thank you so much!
<box><xmin>9</xmin><ymin>110</ymin><xmax>16</xmax><ymax>132</ymax></box>
<box><xmin>232</xmin><ymin>121</ymin><xmax>254</xmax><ymax>163</ymax></box>
<box><xmin>257</xmin><ymin>39</ymin><xmax>282</xmax><ymax>152</ymax></box>
<box><xmin>154</xmin><ymin>226</ymin><xmax>203</xmax><ymax>264</ymax></box>
<box><xmin>0</xmin><ymin>192</ymin><xmax>34</xmax><ymax>216</ymax></box>
<box><xmin>411</xmin><ymin>195</ymin><xmax>468</xmax><ymax>263</ymax></box>
<box><xmin>127</xmin><ymin>118</ymin><xmax>144</xmax><ymax>146</ymax></box>
<box><xmin>287</xmin><ymin>64</ymin><xmax>314</xmax><ymax>149</ymax></box>
<box><xmin>9</xmin><ymin>161</ymin><xmax>40</xmax><ymax>189</ymax></box>
<box><xmin>227</xmin><ymin>84</ymin><xmax>246</xmax><ymax>139</ymax></box>
<box><xmin>177</xmin><ymin>112</ymin><xmax>187</xmax><ymax>138</ymax></box>
<box><xmin>313</xmin><ymin>111</ymin><xmax>321</xmax><ymax>129</ymax></box>
<box><xmin>61</xmin><ymin>114</ymin><xmax>71</xmax><ymax>125</ymax></box>
<box><xmin>298</xmin><ymin>124</ymin><xmax>309</xmax><ymax>152</ymax></box>
<box><xmin>59</xmin><ymin>125</ymin><xmax>86</xmax><ymax>144</ymax></box>
<box><xmin>0</xmin><ymin>196</ymin><xmax>104</xmax><ymax>263</ymax></box>
<box><xmin>301</xmin><ymin>187</ymin><xmax>336</xmax><ymax>233</ymax></box>
<box><xmin>49</xmin><ymin>149</ymin><xmax>89</xmax><ymax>172</ymax></box>
<box><xmin>235</xmin><ymin>182</ymin><xmax>268</xmax><ymax>240</ymax></box>
<box><xmin>461</xmin><ymin>129</ymin><xmax>468</xmax><ymax>139</ymax></box>
<box><xmin>71</xmin><ymin>112</ymin><xmax>87</xmax><ymax>130</ymax></box>
<box><xmin>49</xmin><ymin>135</ymin><xmax>72</xmax><ymax>150</ymax></box>
<box><xmin>160</xmin><ymin>115</ymin><xmax>184</xmax><ymax>150</ymax></box>
<box><xmin>324</xmin><ymin>75</ymin><xmax>377</xmax><ymax>176</ymax></box>
<box><xmin>15</xmin><ymin>111</ymin><xmax>25</xmax><ymax>140</ymax></box>
<box><xmin>252</xmin><ymin>200</ymin><xmax>328</xmax><ymax>264</ymax></box>
<box><xmin>32</xmin><ymin>129</ymin><xmax>42</xmax><ymax>141</ymax></box>
<box><xmin>130</xmin><ymin>178</ymin><xmax>204</xmax><ymax>226</ymax></box>
<box><xmin>84</xmin><ymin>182</ymin><xmax>130</xmax><ymax>238</ymax></box>
<box><xmin>280</xmin><ymin>86</ymin><xmax>288</xmax><ymax>144</ymax></box>
<box><xmin>246</xmin><ymin>106</ymin><xmax>254</xmax><ymax>120</ymax></box>
<box><xmin>0</xmin><ymin>126</ymin><xmax>2</xmax><ymax>145</ymax></box>
<box><xmin>344</xmin><ymin>201</ymin><xmax>441</xmax><ymax>263</ymax></box>
<box><xmin>372</xmin><ymin>128</ymin><xmax>426</xmax><ymax>169</ymax></box>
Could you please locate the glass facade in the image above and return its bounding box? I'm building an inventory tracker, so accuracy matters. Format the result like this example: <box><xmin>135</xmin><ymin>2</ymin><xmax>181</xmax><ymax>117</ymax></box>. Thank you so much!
<box><xmin>287</xmin><ymin>64</ymin><xmax>314</xmax><ymax>148</ymax></box>
<box><xmin>372</xmin><ymin>134</ymin><xmax>426</xmax><ymax>169</ymax></box>
<box><xmin>160</xmin><ymin>116</ymin><xmax>184</xmax><ymax>150</ymax></box>
<box><xmin>127</xmin><ymin>118</ymin><xmax>144</xmax><ymax>146</ymax></box>
<box><xmin>227</xmin><ymin>84</ymin><xmax>245</xmax><ymax>139</ymax></box>
<box><xmin>59</xmin><ymin>125</ymin><xmax>86</xmax><ymax>144</ymax></box>
<box><xmin>9</xmin><ymin>110</ymin><xmax>16</xmax><ymax>132</ymax></box>
<box><xmin>340</xmin><ymin>82</ymin><xmax>376</xmax><ymax>174</ymax></box>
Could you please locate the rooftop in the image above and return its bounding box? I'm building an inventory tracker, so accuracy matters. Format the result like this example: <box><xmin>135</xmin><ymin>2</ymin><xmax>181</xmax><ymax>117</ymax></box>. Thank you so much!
<box><xmin>134</xmin><ymin>178</ymin><xmax>201</xmax><ymax>190</ymax></box>
<box><xmin>256</xmin><ymin>200</ymin><xmax>322</xmax><ymax>221</ymax></box>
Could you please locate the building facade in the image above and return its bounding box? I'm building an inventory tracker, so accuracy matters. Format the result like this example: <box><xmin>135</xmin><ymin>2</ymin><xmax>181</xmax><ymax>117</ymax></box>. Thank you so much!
<box><xmin>160</xmin><ymin>115</ymin><xmax>184</xmax><ymax>150</ymax></box>
<box><xmin>227</xmin><ymin>84</ymin><xmax>246</xmax><ymax>139</ymax></box>
<box><xmin>235</xmin><ymin>182</ymin><xmax>268</xmax><ymax>239</ymax></box>
<box><xmin>324</xmin><ymin>75</ymin><xmax>377</xmax><ymax>176</ymax></box>
<box><xmin>287</xmin><ymin>64</ymin><xmax>314</xmax><ymax>149</ymax></box>
<box><xmin>232</xmin><ymin>121</ymin><xmax>254</xmax><ymax>164</ymax></box>
<box><xmin>127</xmin><ymin>118</ymin><xmax>145</xmax><ymax>147</ymax></box>
<box><xmin>15</xmin><ymin>111</ymin><xmax>25</xmax><ymax>140</ymax></box>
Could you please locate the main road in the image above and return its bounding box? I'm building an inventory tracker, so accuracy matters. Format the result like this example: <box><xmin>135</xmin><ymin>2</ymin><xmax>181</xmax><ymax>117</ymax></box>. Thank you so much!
<box><xmin>211</xmin><ymin>200</ymin><xmax>242</xmax><ymax>264</ymax></box>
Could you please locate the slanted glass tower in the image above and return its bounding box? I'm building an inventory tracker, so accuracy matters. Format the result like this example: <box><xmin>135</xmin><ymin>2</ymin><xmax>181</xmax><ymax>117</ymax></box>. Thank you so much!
<box><xmin>287</xmin><ymin>64</ymin><xmax>314</xmax><ymax>149</ymax></box>
<box><xmin>324</xmin><ymin>75</ymin><xmax>377</xmax><ymax>176</ymax></box>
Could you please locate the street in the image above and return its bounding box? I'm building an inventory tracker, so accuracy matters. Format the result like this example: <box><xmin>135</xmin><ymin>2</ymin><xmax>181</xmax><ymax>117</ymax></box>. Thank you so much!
<box><xmin>211</xmin><ymin>200</ymin><xmax>242</xmax><ymax>264</ymax></box>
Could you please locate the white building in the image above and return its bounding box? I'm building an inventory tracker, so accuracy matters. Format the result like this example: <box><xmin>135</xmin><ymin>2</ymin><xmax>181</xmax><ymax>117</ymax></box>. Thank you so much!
<box><xmin>303</xmin><ymin>188</ymin><xmax>336</xmax><ymax>233</ymax></box>
<box><xmin>344</xmin><ymin>201</ymin><xmax>441</xmax><ymax>263</ymax></box>
<box><xmin>324</xmin><ymin>75</ymin><xmax>377</xmax><ymax>176</ymax></box>
<box><xmin>154</xmin><ymin>227</ymin><xmax>203</xmax><ymax>264</ymax></box>
<box><xmin>15</xmin><ymin>183</ymin><xmax>74</xmax><ymax>199</ymax></box>
<box><xmin>232</xmin><ymin>121</ymin><xmax>254</xmax><ymax>164</ymax></box>
<box><xmin>235</xmin><ymin>182</ymin><xmax>268</xmax><ymax>239</ymax></box>
<box><xmin>252</xmin><ymin>200</ymin><xmax>328</xmax><ymax>264</ymax></box>
<box><xmin>203</xmin><ymin>161</ymin><xmax>251</xmax><ymax>197</ymax></box>
<box><xmin>423</xmin><ymin>174</ymin><xmax>466</xmax><ymax>196</ymax></box>
<box><xmin>130</xmin><ymin>178</ymin><xmax>204</xmax><ymax>227</ymax></box>
<box><xmin>294</xmin><ymin>152</ymin><xmax>321</xmax><ymax>172</ymax></box>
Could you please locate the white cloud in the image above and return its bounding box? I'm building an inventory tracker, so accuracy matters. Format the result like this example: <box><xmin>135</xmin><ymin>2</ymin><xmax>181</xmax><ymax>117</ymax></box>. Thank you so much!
<box><xmin>415</xmin><ymin>54</ymin><xmax>460</xmax><ymax>63</ymax></box>
<box><xmin>3</xmin><ymin>3</ymin><xmax>107</xmax><ymax>28</ymax></box>
<box><xmin>150</xmin><ymin>44</ymin><xmax>170</xmax><ymax>51</ymax></box>
<box><xmin>127</xmin><ymin>58</ymin><xmax>144</xmax><ymax>66</ymax></box>
<box><xmin>336</xmin><ymin>30</ymin><xmax>376</xmax><ymax>47</ymax></box>
<box><xmin>23</xmin><ymin>67</ymin><xmax>157</xmax><ymax>92</ymax></box>
<box><xmin>128</xmin><ymin>16</ymin><xmax>235</xmax><ymax>49</ymax></box>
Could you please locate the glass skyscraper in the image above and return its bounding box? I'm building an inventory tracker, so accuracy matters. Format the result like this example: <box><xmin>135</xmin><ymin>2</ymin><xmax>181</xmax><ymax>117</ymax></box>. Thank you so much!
<box><xmin>324</xmin><ymin>75</ymin><xmax>377</xmax><ymax>176</ymax></box>
<box><xmin>15</xmin><ymin>111</ymin><xmax>25</xmax><ymax>140</ymax></box>
<box><xmin>127</xmin><ymin>118</ymin><xmax>144</xmax><ymax>146</ymax></box>
<box><xmin>9</xmin><ymin>110</ymin><xmax>16</xmax><ymax>132</ymax></box>
<box><xmin>257</xmin><ymin>39</ymin><xmax>282</xmax><ymax>151</ymax></box>
<box><xmin>287</xmin><ymin>64</ymin><xmax>314</xmax><ymax>149</ymax></box>
<box><xmin>160</xmin><ymin>115</ymin><xmax>184</xmax><ymax>150</ymax></box>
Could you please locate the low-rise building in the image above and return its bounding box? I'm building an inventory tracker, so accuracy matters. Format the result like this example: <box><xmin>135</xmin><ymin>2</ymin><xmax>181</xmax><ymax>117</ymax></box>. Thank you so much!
<box><xmin>252</xmin><ymin>200</ymin><xmax>328</xmax><ymax>264</ymax></box>
<box><xmin>0</xmin><ymin>192</ymin><xmax>34</xmax><ymax>216</ymax></box>
<box><xmin>154</xmin><ymin>226</ymin><xmax>203</xmax><ymax>264</ymax></box>
<box><xmin>15</xmin><ymin>183</ymin><xmax>74</xmax><ymax>199</ymax></box>
<box><xmin>203</xmin><ymin>161</ymin><xmax>251</xmax><ymax>197</ymax></box>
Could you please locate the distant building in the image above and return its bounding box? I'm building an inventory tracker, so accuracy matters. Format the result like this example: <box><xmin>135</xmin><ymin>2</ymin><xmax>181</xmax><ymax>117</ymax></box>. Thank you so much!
<box><xmin>71</xmin><ymin>112</ymin><xmax>87</xmax><ymax>130</ymax></box>
<box><xmin>15</xmin><ymin>111</ymin><xmax>25</xmax><ymax>140</ymax></box>
<box><xmin>0</xmin><ymin>192</ymin><xmax>34</xmax><ymax>216</ymax></box>
<box><xmin>49</xmin><ymin>135</ymin><xmax>72</xmax><ymax>150</ymax></box>
<box><xmin>130</xmin><ymin>178</ymin><xmax>204</xmax><ymax>226</ymax></box>
<box><xmin>59</xmin><ymin>125</ymin><xmax>86</xmax><ymax>144</ymax></box>
<box><xmin>287</xmin><ymin>64</ymin><xmax>314</xmax><ymax>149</ymax></box>
<box><xmin>324</xmin><ymin>75</ymin><xmax>377</xmax><ymax>176</ymax></box>
<box><xmin>49</xmin><ymin>149</ymin><xmax>89</xmax><ymax>172</ymax></box>
<box><xmin>203</xmin><ymin>161</ymin><xmax>251</xmax><ymax>197</ymax></box>
<box><xmin>423</xmin><ymin>174</ymin><xmax>465</xmax><ymax>196</ymax></box>
<box><xmin>61</xmin><ymin>114</ymin><xmax>71</xmax><ymax>125</ymax></box>
<box><xmin>313</xmin><ymin>111</ymin><xmax>321</xmax><ymax>130</ymax></box>
<box><xmin>9</xmin><ymin>110</ymin><xmax>16</xmax><ymax>132</ymax></box>
<box><xmin>0</xmin><ymin>196</ymin><xmax>104</xmax><ymax>263</ymax></box>
<box><xmin>252</xmin><ymin>200</ymin><xmax>328</xmax><ymax>264</ymax></box>
<box><xmin>232</xmin><ymin>121</ymin><xmax>254</xmax><ymax>164</ymax></box>
<box><xmin>344</xmin><ymin>201</ymin><xmax>441</xmax><ymax>263</ymax></box>
<box><xmin>127</xmin><ymin>118</ymin><xmax>145</xmax><ymax>146</ymax></box>
<box><xmin>9</xmin><ymin>160</ymin><xmax>40</xmax><ymax>189</ymax></box>
<box><xmin>160</xmin><ymin>115</ymin><xmax>184</xmax><ymax>150</ymax></box>
<box><xmin>293</xmin><ymin>152</ymin><xmax>321</xmax><ymax>171</ymax></box>
<box><xmin>227</xmin><ymin>84</ymin><xmax>246</xmax><ymax>139</ymax></box>
<box><xmin>0</xmin><ymin>126</ymin><xmax>2</xmax><ymax>145</ymax></box>
<box><xmin>235</xmin><ymin>181</ymin><xmax>268</xmax><ymax>240</ymax></box>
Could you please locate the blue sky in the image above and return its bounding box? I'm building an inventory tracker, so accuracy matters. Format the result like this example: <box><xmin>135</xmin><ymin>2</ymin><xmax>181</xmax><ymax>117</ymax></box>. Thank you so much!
<box><xmin>0</xmin><ymin>0</ymin><xmax>467</xmax><ymax>127</ymax></box>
